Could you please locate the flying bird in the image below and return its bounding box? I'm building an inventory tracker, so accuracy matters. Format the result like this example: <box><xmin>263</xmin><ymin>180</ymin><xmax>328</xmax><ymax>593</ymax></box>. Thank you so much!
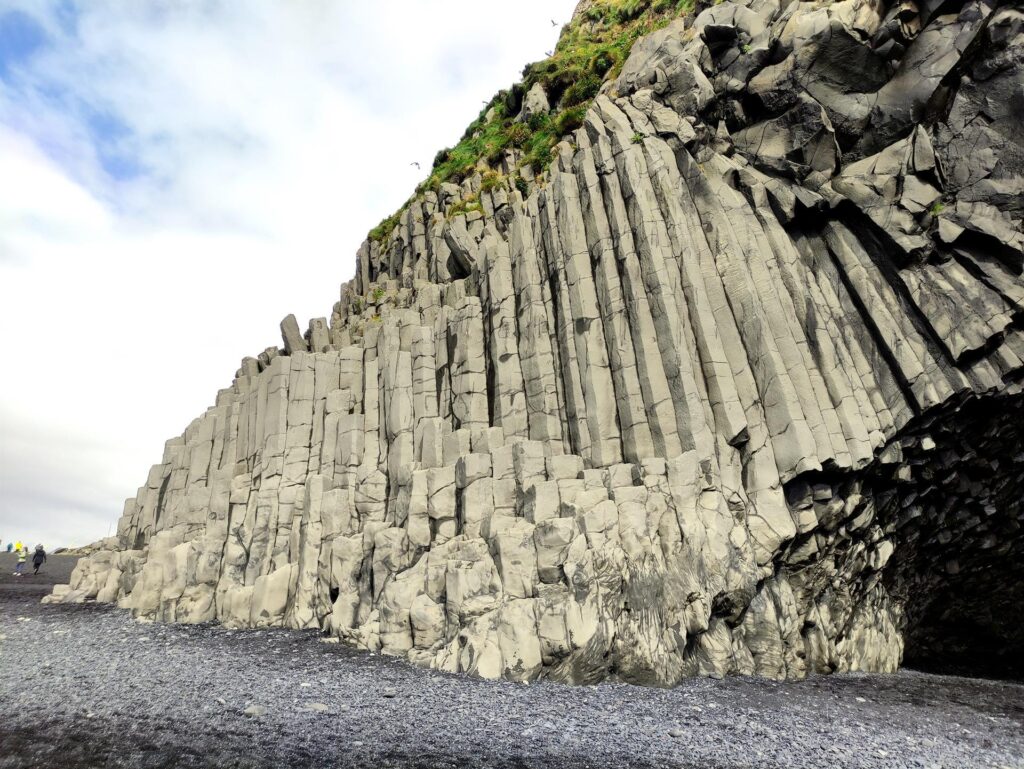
<box><xmin>410</xmin><ymin>162</ymin><xmax>421</xmax><ymax>169</ymax></box>
<box><xmin>551</xmin><ymin>19</ymin><xmax>557</xmax><ymax>26</ymax></box>
<box><xmin>545</xmin><ymin>50</ymin><xmax>553</xmax><ymax>57</ymax></box>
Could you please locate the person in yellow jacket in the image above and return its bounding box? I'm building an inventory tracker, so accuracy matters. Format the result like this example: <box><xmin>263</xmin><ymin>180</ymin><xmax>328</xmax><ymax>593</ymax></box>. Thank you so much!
<box><xmin>14</xmin><ymin>544</ymin><xmax>27</xmax><ymax>576</ymax></box>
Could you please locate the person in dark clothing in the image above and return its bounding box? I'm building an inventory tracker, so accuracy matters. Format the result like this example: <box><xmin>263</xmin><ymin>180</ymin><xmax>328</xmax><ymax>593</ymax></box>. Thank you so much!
<box><xmin>32</xmin><ymin>545</ymin><xmax>46</xmax><ymax>575</ymax></box>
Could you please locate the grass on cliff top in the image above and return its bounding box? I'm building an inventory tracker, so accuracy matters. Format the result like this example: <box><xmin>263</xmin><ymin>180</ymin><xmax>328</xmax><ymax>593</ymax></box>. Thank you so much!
<box><xmin>367</xmin><ymin>0</ymin><xmax>694</xmax><ymax>244</ymax></box>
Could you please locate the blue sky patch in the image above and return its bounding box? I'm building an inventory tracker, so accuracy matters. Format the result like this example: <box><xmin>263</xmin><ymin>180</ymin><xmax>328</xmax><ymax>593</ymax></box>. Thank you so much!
<box><xmin>85</xmin><ymin>107</ymin><xmax>143</xmax><ymax>181</ymax></box>
<box><xmin>0</xmin><ymin>10</ymin><xmax>49</xmax><ymax>79</ymax></box>
<box><xmin>53</xmin><ymin>0</ymin><xmax>80</xmax><ymax>36</ymax></box>
<box><xmin>1</xmin><ymin>4</ymin><xmax>140</xmax><ymax>182</ymax></box>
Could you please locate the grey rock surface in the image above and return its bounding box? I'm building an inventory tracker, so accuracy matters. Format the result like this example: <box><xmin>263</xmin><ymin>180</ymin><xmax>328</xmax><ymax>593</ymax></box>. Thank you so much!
<box><xmin>518</xmin><ymin>82</ymin><xmax>551</xmax><ymax>123</ymax></box>
<box><xmin>48</xmin><ymin>0</ymin><xmax>1024</xmax><ymax>686</ymax></box>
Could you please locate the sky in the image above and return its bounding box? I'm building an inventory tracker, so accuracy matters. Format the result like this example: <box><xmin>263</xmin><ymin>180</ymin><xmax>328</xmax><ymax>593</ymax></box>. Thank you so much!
<box><xmin>0</xmin><ymin>0</ymin><xmax>578</xmax><ymax>549</ymax></box>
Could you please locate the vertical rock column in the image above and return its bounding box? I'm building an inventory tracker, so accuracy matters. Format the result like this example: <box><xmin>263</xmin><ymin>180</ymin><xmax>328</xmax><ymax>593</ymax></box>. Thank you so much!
<box><xmin>480</xmin><ymin>227</ymin><xmax>529</xmax><ymax>442</ymax></box>
<box><xmin>448</xmin><ymin>296</ymin><xmax>489</xmax><ymax>433</ymax></box>
<box><xmin>507</xmin><ymin>205</ymin><xmax>564</xmax><ymax>451</ymax></box>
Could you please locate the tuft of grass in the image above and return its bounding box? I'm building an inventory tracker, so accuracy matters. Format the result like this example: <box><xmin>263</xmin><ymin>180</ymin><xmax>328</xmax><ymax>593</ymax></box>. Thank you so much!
<box><xmin>368</xmin><ymin>211</ymin><xmax>402</xmax><ymax>243</ymax></box>
<box><xmin>631</xmin><ymin>132</ymin><xmax>646</xmax><ymax>144</ymax></box>
<box><xmin>522</xmin><ymin>115</ymin><xmax>558</xmax><ymax>172</ymax></box>
<box><xmin>555</xmin><ymin>106</ymin><xmax>589</xmax><ymax>137</ymax></box>
<box><xmin>447</xmin><ymin>193</ymin><xmax>484</xmax><ymax>220</ymax></box>
<box><xmin>561</xmin><ymin>74</ymin><xmax>603</xmax><ymax>107</ymax></box>
<box><xmin>929</xmin><ymin>201</ymin><xmax>945</xmax><ymax>215</ymax></box>
<box><xmin>506</xmin><ymin>122</ymin><xmax>531</xmax><ymax>147</ymax></box>
<box><xmin>480</xmin><ymin>170</ymin><xmax>506</xmax><ymax>193</ymax></box>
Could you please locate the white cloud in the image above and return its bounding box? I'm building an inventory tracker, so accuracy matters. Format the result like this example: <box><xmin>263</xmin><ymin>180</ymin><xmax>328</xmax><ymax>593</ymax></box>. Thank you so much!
<box><xmin>0</xmin><ymin>0</ymin><xmax>578</xmax><ymax>548</ymax></box>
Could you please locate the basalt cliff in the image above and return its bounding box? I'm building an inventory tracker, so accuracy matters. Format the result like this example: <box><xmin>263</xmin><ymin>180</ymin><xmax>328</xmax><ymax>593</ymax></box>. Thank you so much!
<box><xmin>50</xmin><ymin>0</ymin><xmax>1024</xmax><ymax>684</ymax></box>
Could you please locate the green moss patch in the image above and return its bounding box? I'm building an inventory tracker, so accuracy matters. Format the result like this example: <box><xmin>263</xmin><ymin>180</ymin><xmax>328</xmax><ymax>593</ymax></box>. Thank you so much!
<box><xmin>368</xmin><ymin>0</ymin><xmax>694</xmax><ymax>243</ymax></box>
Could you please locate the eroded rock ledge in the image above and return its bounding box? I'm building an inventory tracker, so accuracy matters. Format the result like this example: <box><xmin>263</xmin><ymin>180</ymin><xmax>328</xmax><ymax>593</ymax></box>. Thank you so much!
<box><xmin>50</xmin><ymin>0</ymin><xmax>1024</xmax><ymax>685</ymax></box>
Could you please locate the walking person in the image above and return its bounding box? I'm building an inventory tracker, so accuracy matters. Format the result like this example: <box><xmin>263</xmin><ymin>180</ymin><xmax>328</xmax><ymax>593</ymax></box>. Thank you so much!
<box><xmin>14</xmin><ymin>544</ymin><xmax>27</xmax><ymax>576</ymax></box>
<box><xmin>32</xmin><ymin>545</ymin><xmax>47</xmax><ymax>575</ymax></box>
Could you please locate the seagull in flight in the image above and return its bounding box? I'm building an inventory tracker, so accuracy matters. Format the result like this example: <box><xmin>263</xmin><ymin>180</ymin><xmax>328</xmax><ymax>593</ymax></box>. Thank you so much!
<box><xmin>551</xmin><ymin>19</ymin><xmax>557</xmax><ymax>26</ymax></box>
<box><xmin>410</xmin><ymin>162</ymin><xmax>421</xmax><ymax>169</ymax></box>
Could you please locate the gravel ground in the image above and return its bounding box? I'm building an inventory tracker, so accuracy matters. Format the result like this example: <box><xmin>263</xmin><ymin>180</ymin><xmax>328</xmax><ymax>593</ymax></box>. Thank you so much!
<box><xmin>1</xmin><ymin>553</ymin><xmax>1022</xmax><ymax>769</ymax></box>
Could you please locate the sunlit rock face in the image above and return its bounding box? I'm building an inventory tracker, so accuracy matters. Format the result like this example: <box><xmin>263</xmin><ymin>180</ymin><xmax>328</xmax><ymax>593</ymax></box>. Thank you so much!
<box><xmin>50</xmin><ymin>0</ymin><xmax>1024</xmax><ymax>685</ymax></box>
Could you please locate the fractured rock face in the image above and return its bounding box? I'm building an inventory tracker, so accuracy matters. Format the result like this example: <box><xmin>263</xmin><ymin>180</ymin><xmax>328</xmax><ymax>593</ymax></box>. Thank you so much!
<box><xmin>49</xmin><ymin>0</ymin><xmax>1024</xmax><ymax>685</ymax></box>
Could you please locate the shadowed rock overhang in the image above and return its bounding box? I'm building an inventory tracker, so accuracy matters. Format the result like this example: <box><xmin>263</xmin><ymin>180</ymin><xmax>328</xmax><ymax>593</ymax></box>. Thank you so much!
<box><xmin>50</xmin><ymin>0</ymin><xmax>1024</xmax><ymax>684</ymax></box>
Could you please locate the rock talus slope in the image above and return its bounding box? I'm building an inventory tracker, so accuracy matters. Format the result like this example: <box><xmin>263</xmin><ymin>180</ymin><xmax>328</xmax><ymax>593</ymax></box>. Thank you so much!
<box><xmin>51</xmin><ymin>0</ymin><xmax>1024</xmax><ymax>684</ymax></box>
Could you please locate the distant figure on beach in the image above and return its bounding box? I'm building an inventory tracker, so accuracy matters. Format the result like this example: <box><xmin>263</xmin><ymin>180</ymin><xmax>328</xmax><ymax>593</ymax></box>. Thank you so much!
<box><xmin>14</xmin><ymin>545</ymin><xmax>27</xmax><ymax>576</ymax></box>
<box><xmin>32</xmin><ymin>545</ymin><xmax>47</xmax><ymax>575</ymax></box>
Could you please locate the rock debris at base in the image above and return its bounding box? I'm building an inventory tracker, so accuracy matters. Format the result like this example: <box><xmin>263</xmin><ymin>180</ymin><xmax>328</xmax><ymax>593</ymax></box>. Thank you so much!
<box><xmin>47</xmin><ymin>0</ymin><xmax>1024</xmax><ymax>685</ymax></box>
<box><xmin>2</xmin><ymin>591</ymin><xmax>1023</xmax><ymax>769</ymax></box>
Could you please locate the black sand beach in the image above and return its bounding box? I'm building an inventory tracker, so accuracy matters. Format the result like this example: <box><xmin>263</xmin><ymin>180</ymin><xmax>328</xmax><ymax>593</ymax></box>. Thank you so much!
<box><xmin>2</xmin><ymin>553</ymin><xmax>1022</xmax><ymax>769</ymax></box>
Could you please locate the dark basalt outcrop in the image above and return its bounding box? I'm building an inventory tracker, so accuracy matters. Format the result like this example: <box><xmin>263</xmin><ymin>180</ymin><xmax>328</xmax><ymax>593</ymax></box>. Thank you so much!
<box><xmin>50</xmin><ymin>0</ymin><xmax>1024</xmax><ymax>684</ymax></box>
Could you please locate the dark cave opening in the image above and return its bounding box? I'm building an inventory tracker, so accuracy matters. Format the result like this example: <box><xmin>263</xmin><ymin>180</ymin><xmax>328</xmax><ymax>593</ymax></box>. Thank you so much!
<box><xmin>879</xmin><ymin>395</ymin><xmax>1024</xmax><ymax>681</ymax></box>
<box><xmin>901</xmin><ymin>558</ymin><xmax>1024</xmax><ymax>681</ymax></box>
